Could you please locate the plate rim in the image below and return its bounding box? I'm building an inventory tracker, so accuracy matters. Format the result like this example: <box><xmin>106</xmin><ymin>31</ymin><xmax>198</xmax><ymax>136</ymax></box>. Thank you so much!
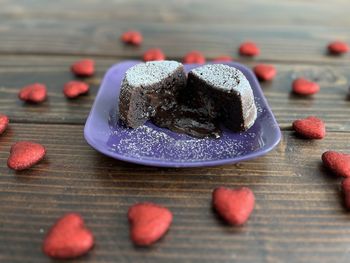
<box><xmin>84</xmin><ymin>60</ymin><xmax>281</xmax><ymax>168</ymax></box>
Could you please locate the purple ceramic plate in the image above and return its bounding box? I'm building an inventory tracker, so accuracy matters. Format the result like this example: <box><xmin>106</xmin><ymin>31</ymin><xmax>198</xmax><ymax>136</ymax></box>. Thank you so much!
<box><xmin>84</xmin><ymin>61</ymin><xmax>281</xmax><ymax>167</ymax></box>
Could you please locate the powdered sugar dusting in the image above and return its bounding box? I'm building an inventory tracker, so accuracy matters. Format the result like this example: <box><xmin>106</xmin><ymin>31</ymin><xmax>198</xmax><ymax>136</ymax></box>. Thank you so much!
<box><xmin>191</xmin><ymin>64</ymin><xmax>251</xmax><ymax>94</ymax></box>
<box><xmin>124</xmin><ymin>60</ymin><xmax>181</xmax><ymax>87</ymax></box>
<box><xmin>107</xmin><ymin>98</ymin><xmax>263</xmax><ymax>163</ymax></box>
<box><xmin>109</xmin><ymin>125</ymin><xmax>256</xmax><ymax>162</ymax></box>
<box><xmin>254</xmin><ymin>96</ymin><xmax>264</xmax><ymax>113</ymax></box>
<box><xmin>85</xmin><ymin>61</ymin><xmax>281</xmax><ymax>167</ymax></box>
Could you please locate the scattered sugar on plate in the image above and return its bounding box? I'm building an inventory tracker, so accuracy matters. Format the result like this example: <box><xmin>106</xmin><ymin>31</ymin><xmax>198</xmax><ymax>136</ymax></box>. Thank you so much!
<box><xmin>107</xmin><ymin>101</ymin><xmax>264</xmax><ymax>162</ymax></box>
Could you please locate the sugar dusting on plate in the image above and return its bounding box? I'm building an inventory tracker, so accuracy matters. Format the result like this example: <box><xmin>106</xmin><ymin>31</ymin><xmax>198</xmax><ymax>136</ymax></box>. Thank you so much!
<box><xmin>84</xmin><ymin>61</ymin><xmax>281</xmax><ymax>167</ymax></box>
<box><xmin>106</xmin><ymin>96</ymin><xmax>264</xmax><ymax>163</ymax></box>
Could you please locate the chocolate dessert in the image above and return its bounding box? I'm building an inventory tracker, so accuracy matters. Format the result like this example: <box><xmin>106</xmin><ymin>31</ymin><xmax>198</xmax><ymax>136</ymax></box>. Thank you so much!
<box><xmin>119</xmin><ymin>61</ymin><xmax>186</xmax><ymax>128</ymax></box>
<box><xmin>151</xmin><ymin>103</ymin><xmax>221</xmax><ymax>138</ymax></box>
<box><xmin>118</xmin><ymin>61</ymin><xmax>257</xmax><ymax>138</ymax></box>
<box><xmin>185</xmin><ymin>64</ymin><xmax>257</xmax><ymax>132</ymax></box>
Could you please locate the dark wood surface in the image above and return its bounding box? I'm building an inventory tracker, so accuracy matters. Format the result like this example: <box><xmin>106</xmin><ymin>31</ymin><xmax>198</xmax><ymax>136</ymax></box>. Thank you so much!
<box><xmin>0</xmin><ymin>1</ymin><xmax>350</xmax><ymax>262</ymax></box>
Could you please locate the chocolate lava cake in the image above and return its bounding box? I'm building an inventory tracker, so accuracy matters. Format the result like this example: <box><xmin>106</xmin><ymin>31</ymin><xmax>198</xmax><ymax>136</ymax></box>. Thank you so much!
<box><xmin>119</xmin><ymin>61</ymin><xmax>186</xmax><ymax>128</ymax></box>
<box><xmin>118</xmin><ymin>61</ymin><xmax>257</xmax><ymax>138</ymax></box>
<box><xmin>185</xmin><ymin>64</ymin><xmax>257</xmax><ymax>132</ymax></box>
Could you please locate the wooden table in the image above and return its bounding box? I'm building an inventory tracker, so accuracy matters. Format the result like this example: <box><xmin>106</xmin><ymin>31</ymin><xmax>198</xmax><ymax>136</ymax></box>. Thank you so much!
<box><xmin>0</xmin><ymin>1</ymin><xmax>350</xmax><ymax>262</ymax></box>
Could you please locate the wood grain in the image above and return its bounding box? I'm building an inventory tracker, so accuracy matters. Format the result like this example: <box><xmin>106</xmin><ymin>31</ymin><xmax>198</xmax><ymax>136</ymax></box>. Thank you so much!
<box><xmin>0</xmin><ymin>0</ymin><xmax>350</xmax><ymax>64</ymax></box>
<box><xmin>1</xmin><ymin>18</ymin><xmax>350</xmax><ymax>64</ymax></box>
<box><xmin>0</xmin><ymin>55</ymin><xmax>114</xmax><ymax>124</ymax></box>
<box><xmin>1</xmin><ymin>0</ymin><xmax>350</xmax><ymax>262</ymax></box>
<box><xmin>2</xmin><ymin>0</ymin><xmax>350</xmax><ymax>27</ymax></box>
<box><xmin>0</xmin><ymin>55</ymin><xmax>349</xmax><ymax>131</ymax></box>
<box><xmin>0</xmin><ymin>123</ymin><xmax>350</xmax><ymax>263</ymax></box>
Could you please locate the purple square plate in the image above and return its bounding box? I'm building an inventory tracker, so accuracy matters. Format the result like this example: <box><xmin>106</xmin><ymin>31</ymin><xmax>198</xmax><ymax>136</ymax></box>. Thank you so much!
<box><xmin>84</xmin><ymin>61</ymin><xmax>281</xmax><ymax>167</ymax></box>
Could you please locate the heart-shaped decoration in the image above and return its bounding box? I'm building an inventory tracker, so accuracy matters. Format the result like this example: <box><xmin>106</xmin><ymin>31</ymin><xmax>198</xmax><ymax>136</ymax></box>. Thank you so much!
<box><xmin>342</xmin><ymin>178</ymin><xmax>350</xmax><ymax>209</ymax></box>
<box><xmin>183</xmin><ymin>51</ymin><xmax>206</xmax><ymax>64</ymax></box>
<box><xmin>71</xmin><ymin>59</ymin><xmax>95</xmax><ymax>77</ymax></box>
<box><xmin>0</xmin><ymin>114</ymin><xmax>9</xmax><ymax>135</ymax></box>
<box><xmin>253</xmin><ymin>64</ymin><xmax>277</xmax><ymax>81</ymax></box>
<box><xmin>63</xmin><ymin>81</ymin><xmax>89</xmax><ymax>99</ymax></box>
<box><xmin>43</xmin><ymin>213</ymin><xmax>94</xmax><ymax>259</ymax></box>
<box><xmin>143</xmin><ymin>48</ymin><xmax>166</xmax><ymax>62</ymax></box>
<box><xmin>292</xmin><ymin>78</ymin><xmax>320</xmax><ymax>95</ymax></box>
<box><xmin>328</xmin><ymin>41</ymin><xmax>349</xmax><ymax>55</ymax></box>
<box><xmin>7</xmin><ymin>141</ymin><xmax>46</xmax><ymax>171</ymax></box>
<box><xmin>292</xmin><ymin>116</ymin><xmax>325</xmax><ymax>139</ymax></box>
<box><xmin>212</xmin><ymin>56</ymin><xmax>233</xmax><ymax>62</ymax></box>
<box><xmin>239</xmin><ymin>41</ymin><xmax>260</xmax><ymax>57</ymax></box>
<box><xmin>18</xmin><ymin>83</ymin><xmax>47</xmax><ymax>103</ymax></box>
<box><xmin>121</xmin><ymin>30</ymin><xmax>143</xmax><ymax>46</ymax></box>
<box><xmin>212</xmin><ymin>187</ymin><xmax>255</xmax><ymax>226</ymax></box>
<box><xmin>128</xmin><ymin>202</ymin><xmax>172</xmax><ymax>246</ymax></box>
<box><xmin>322</xmin><ymin>151</ymin><xmax>350</xmax><ymax>177</ymax></box>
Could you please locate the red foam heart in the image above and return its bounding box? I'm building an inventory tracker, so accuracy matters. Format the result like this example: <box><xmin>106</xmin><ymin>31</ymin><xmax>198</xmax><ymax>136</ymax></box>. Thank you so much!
<box><xmin>322</xmin><ymin>151</ymin><xmax>350</xmax><ymax>177</ymax></box>
<box><xmin>43</xmin><ymin>213</ymin><xmax>94</xmax><ymax>259</ymax></box>
<box><xmin>212</xmin><ymin>187</ymin><xmax>255</xmax><ymax>226</ymax></box>
<box><xmin>328</xmin><ymin>41</ymin><xmax>349</xmax><ymax>55</ymax></box>
<box><xmin>239</xmin><ymin>42</ymin><xmax>260</xmax><ymax>57</ymax></box>
<box><xmin>253</xmin><ymin>64</ymin><xmax>277</xmax><ymax>81</ymax></box>
<box><xmin>63</xmin><ymin>81</ymin><xmax>89</xmax><ymax>99</ymax></box>
<box><xmin>0</xmin><ymin>114</ymin><xmax>9</xmax><ymax>135</ymax></box>
<box><xmin>71</xmin><ymin>59</ymin><xmax>95</xmax><ymax>77</ymax></box>
<box><xmin>128</xmin><ymin>202</ymin><xmax>172</xmax><ymax>246</ymax></box>
<box><xmin>212</xmin><ymin>56</ymin><xmax>233</xmax><ymax>62</ymax></box>
<box><xmin>342</xmin><ymin>178</ymin><xmax>350</xmax><ymax>209</ymax></box>
<box><xmin>142</xmin><ymin>48</ymin><xmax>165</xmax><ymax>62</ymax></box>
<box><xmin>292</xmin><ymin>116</ymin><xmax>325</xmax><ymax>139</ymax></box>
<box><xmin>7</xmin><ymin>141</ymin><xmax>46</xmax><ymax>171</ymax></box>
<box><xmin>18</xmin><ymin>83</ymin><xmax>47</xmax><ymax>103</ymax></box>
<box><xmin>183</xmin><ymin>51</ymin><xmax>206</xmax><ymax>64</ymax></box>
<box><xmin>121</xmin><ymin>31</ymin><xmax>143</xmax><ymax>46</ymax></box>
<box><xmin>292</xmin><ymin>78</ymin><xmax>320</xmax><ymax>95</ymax></box>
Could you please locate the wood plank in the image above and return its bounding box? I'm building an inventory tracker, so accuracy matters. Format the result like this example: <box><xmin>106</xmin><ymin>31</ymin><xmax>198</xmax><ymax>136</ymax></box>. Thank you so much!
<box><xmin>0</xmin><ymin>17</ymin><xmax>350</xmax><ymax>64</ymax></box>
<box><xmin>1</xmin><ymin>1</ymin><xmax>349</xmax><ymax>262</ymax></box>
<box><xmin>1</xmin><ymin>1</ymin><xmax>350</xmax><ymax>63</ymax></box>
<box><xmin>261</xmin><ymin>63</ymin><xmax>350</xmax><ymax>130</ymax></box>
<box><xmin>1</xmin><ymin>0</ymin><xmax>350</xmax><ymax>27</ymax></box>
<box><xmin>0</xmin><ymin>123</ymin><xmax>349</xmax><ymax>262</ymax></box>
<box><xmin>0</xmin><ymin>56</ymin><xmax>116</xmax><ymax>124</ymax></box>
<box><xmin>0</xmin><ymin>55</ymin><xmax>349</xmax><ymax>131</ymax></box>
